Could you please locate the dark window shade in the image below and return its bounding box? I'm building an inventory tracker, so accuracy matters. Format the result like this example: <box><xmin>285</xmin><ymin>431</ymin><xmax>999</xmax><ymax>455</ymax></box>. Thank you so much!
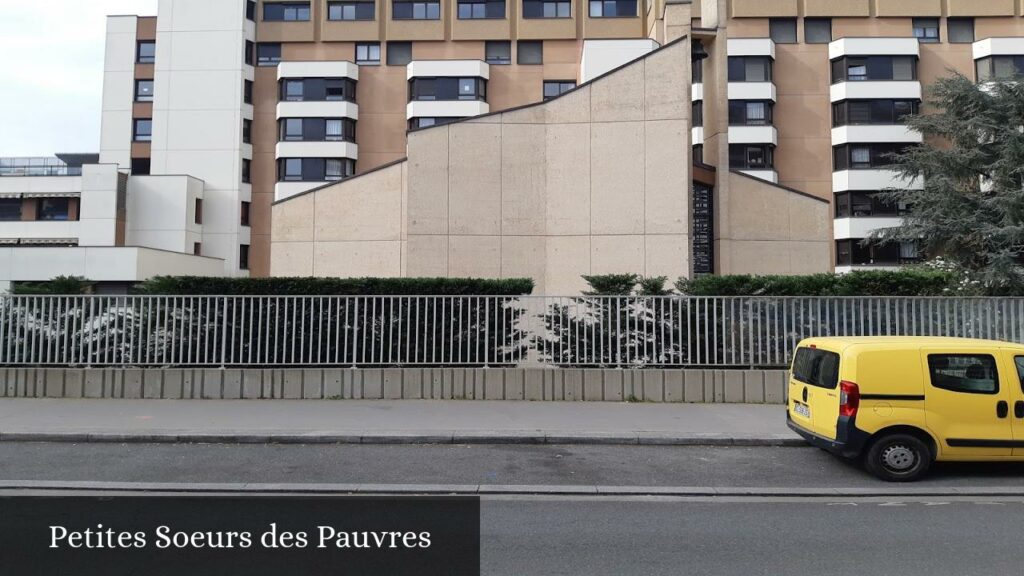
<box><xmin>387</xmin><ymin>41</ymin><xmax>412</xmax><ymax>65</ymax></box>
<box><xmin>518</xmin><ymin>41</ymin><xmax>543</xmax><ymax>64</ymax></box>
<box><xmin>805</xmin><ymin>18</ymin><xmax>831</xmax><ymax>43</ymax></box>
<box><xmin>769</xmin><ymin>18</ymin><xmax>796</xmax><ymax>43</ymax></box>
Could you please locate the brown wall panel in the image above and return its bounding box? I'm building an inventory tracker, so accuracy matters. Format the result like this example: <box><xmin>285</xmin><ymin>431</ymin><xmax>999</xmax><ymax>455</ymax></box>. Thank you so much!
<box><xmin>136</xmin><ymin>16</ymin><xmax>157</xmax><ymax>40</ymax></box>
<box><xmin>731</xmin><ymin>0</ymin><xmax>798</xmax><ymax>18</ymax></box>
<box><xmin>874</xmin><ymin>0</ymin><xmax>941</xmax><ymax>17</ymax></box>
<box><xmin>975</xmin><ymin>18</ymin><xmax>1024</xmax><ymax>39</ymax></box>
<box><xmin>947</xmin><ymin>0</ymin><xmax>1015</xmax><ymax>17</ymax></box>
<box><xmin>130</xmin><ymin>142</ymin><xmax>152</xmax><ymax>158</ymax></box>
<box><xmin>803</xmin><ymin>0</ymin><xmax>870</xmax><ymax>17</ymax></box>
<box><xmin>583</xmin><ymin>16</ymin><xmax>645</xmax><ymax>38</ymax></box>
<box><xmin>831</xmin><ymin>17</ymin><xmax>910</xmax><ymax>38</ymax></box>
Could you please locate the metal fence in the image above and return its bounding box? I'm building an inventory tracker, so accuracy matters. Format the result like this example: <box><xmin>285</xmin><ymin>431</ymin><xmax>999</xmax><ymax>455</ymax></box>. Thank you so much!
<box><xmin>1</xmin><ymin>295</ymin><xmax>1022</xmax><ymax>368</ymax></box>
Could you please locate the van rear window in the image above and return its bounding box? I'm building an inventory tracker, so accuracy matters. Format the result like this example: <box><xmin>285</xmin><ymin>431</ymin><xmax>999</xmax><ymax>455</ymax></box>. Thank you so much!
<box><xmin>791</xmin><ymin>347</ymin><xmax>840</xmax><ymax>389</ymax></box>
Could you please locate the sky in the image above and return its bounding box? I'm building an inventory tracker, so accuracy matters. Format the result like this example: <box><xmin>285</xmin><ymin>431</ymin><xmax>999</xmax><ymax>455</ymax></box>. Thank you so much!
<box><xmin>0</xmin><ymin>0</ymin><xmax>158</xmax><ymax>157</ymax></box>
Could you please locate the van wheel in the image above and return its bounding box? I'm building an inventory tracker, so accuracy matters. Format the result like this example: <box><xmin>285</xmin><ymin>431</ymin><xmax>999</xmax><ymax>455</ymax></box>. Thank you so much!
<box><xmin>865</xmin><ymin>434</ymin><xmax>932</xmax><ymax>482</ymax></box>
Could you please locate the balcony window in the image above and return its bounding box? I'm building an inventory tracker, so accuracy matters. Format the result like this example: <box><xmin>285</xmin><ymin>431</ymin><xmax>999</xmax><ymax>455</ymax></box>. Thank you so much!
<box><xmin>356</xmin><ymin>42</ymin><xmax>381</xmax><ymax>65</ymax></box>
<box><xmin>328</xmin><ymin>0</ymin><xmax>376</xmax><ymax>20</ymax></box>
<box><xmin>727</xmin><ymin>56</ymin><xmax>772</xmax><ymax>82</ymax></box>
<box><xmin>279</xmin><ymin>118</ymin><xmax>357</xmax><ymax>142</ymax></box>
<box><xmin>393</xmin><ymin>0</ymin><xmax>440</xmax><ymax>19</ymax></box>
<box><xmin>518</xmin><ymin>41</ymin><xmax>543</xmax><ymax>64</ymax></box>
<box><xmin>830</xmin><ymin>56</ymin><xmax>916</xmax><ymax>83</ymax></box>
<box><xmin>243</xmin><ymin>119</ymin><xmax>252</xmax><ymax>144</ymax></box>
<box><xmin>833</xmin><ymin>143</ymin><xmax>909</xmax><ymax>171</ymax></box>
<box><xmin>522</xmin><ymin>0</ymin><xmax>570</xmax><ymax>18</ymax></box>
<box><xmin>0</xmin><ymin>199</ymin><xmax>21</xmax><ymax>221</ymax></box>
<box><xmin>485</xmin><ymin>41</ymin><xmax>511</xmax><ymax>64</ymax></box>
<box><xmin>805</xmin><ymin>18</ymin><xmax>831</xmax><ymax>44</ymax></box>
<box><xmin>836</xmin><ymin>239</ymin><xmax>920</xmax><ymax>266</ymax></box>
<box><xmin>242</xmin><ymin>159</ymin><xmax>251</xmax><ymax>184</ymax></box>
<box><xmin>975</xmin><ymin>55</ymin><xmax>1024</xmax><ymax>82</ymax></box>
<box><xmin>134</xmin><ymin>80</ymin><xmax>154</xmax><ymax>102</ymax></box>
<box><xmin>832</xmin><ymin>99</ymin><xmax>919</xmax><ymax>127</ymax></box>
<box><xmin>137</xmin><ymin>41</ymin><xmax>155</xmax><ymax>64</ymax></box>
<box><xmin>948</xmin><ymin>18</ymin><xmax>974</xmax><ymax>43</ymax></box>
<box><xmin>387</xmin><ymin>41</ymin><xmax>412</xmax><ymax>66</ymax></box>
<box><xmin>264</xmin><ymin>2</ymin><xmax>311</xmax><ymax>21</ymax></box>
<box><xmin>834</xmin><ymin>191</ymin><xmax>909</xmax><ymax>218</ymax></box>
<box><xmin>258</xmin><ymin>43</ymin><xmax>282</xmax><ymax>66</ymax></box>
<box><xmin>589</xmin><ymin>0</ymin><xmax>636</xmax><ymax>17</ymax></box>
<box><xmin>728</xmin><ymin>100</ymin><xmax>772</xmax><ymax>126</ymax></box>
<box><xmin>244</xmin><ymin>80</ymin><xmax>253</xmax><ymax>104</ymax></box>
<box><xmin>769</xmin><ymin>18</ymin><xmax>796</xmax><ymax>44</ymax></box>
<box><xmin>729</xmin><ymin>144</ymin><xmax>774</xmax><ymax>170</ymax></box>
<box><xmin>278</xmin><ymin>158</ymin><xmax>355</xmax><ymax>182</ymax></box>
<box><xmin>543</xmin><ymin>80</ymin><xmax>576</xmax><ymax>100</ymax></box>
<box><xmin>409</xmin><ymin>77</ymin><xmax>487</xmax><ymax>101</ymax></box>
<box><xmin>279</xmin><ymin>78</ymin><xmax>357</xmax><ymax>102</ymax></box>
<box><xmin>241</xmin><ymin>201</ymin><xmax>251</xmax><ymax>227</ymax></box>
<box><xmin>410</xmin><ymin>117</ymin><xmax>460</xmax><ymax>129</ymax></box>
<box><xmin>37</xmin><ymin>198</ymin><xmax>70</xmax><ymax>221</ymax></box>
<box><xmin>239</xmin><ymin>244</ymin><xmax>250</xmax><ymax>271</ymax></box>
<box><xmin>133</xmin><ymin>119</ymin><xmax>152</xmax><ymax>142</ymax></box>
<box><xmin>245</xmin><ymin>40</ymin><xmax>255</xmax><ymax>66</ymax></box>
<box><xmin>459</xmin><ymin>0</ymin><xmax>505</xmax><ymax>18</ymax></box>
<box><xmin>131</xmin><ymin>158</ymin><xmax>151</xmax><ymax>175</ymax></box>
<box><xmin>247</xmin><ymin>0</ymin><xmax>256</xmax><ymax>20</ymax></box>
<box><xmin>912</xmin><ymin>18</ymin><xmax>939</xmax><ymax>43</ymax></box>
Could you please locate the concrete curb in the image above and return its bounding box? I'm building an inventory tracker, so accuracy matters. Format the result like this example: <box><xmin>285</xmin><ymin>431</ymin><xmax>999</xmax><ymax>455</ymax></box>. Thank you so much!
<box><xmin>0</xmin><ymin>480</ymin><xmax>1021</xmax><ymax>498</ymax></box>
<box><xmin>0</xmin><ymin>430</ymin><xmax>807</xmax><ymax>447</ymax></box>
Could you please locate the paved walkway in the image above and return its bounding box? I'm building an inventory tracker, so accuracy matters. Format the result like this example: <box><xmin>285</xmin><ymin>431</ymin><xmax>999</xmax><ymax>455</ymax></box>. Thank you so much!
<box><xmin>0</xmin><ymin>399</ymin><xmax>796</xmax><ymax>445</ymax></box>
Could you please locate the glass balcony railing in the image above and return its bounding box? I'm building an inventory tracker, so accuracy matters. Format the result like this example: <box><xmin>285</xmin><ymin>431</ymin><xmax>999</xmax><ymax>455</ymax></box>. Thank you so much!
<box><xmin>0</xmin><ymin>157</ymin><xmax>82</xmax><ymax>177</ymax></box>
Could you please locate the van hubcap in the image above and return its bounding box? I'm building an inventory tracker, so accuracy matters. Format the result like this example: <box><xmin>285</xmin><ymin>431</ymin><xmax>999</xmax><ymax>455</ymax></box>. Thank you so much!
<box><xmin>881</xmin><ymin>444</ymin><xmax>916</xmax><ymax>472</ymax></box>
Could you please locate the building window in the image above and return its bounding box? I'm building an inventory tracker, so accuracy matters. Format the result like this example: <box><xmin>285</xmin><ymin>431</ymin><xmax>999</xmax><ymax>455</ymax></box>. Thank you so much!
<box><xmin>134</xmin><ymin>80</ymin><xmax>154</xmax><ymax>102</ymax></box>
<box><xmin>485</xmin><ymin>41</ymin><xmax>511</xmax><ymax>64</ymax></box>
<box><xmin>409</xmin><ymin>77</ymin><xmax>487</xmax><ymax>101</ymax></box>
<box><xmin>131</xmin><ymin>158</ymin><xmax>151</xmax><ymax>175</ymax></box>
<box><xmin>279</xmin><ymin>78</ymin><xmax>358</xmax><ymax>102</ymax></box>
<box><xmin>195</xmin><ymin>198</ymin><xmax>203</xmax><ymax>224</ymax></box>
<box><xmin>692</xmin><ymin>101</ymin><xmax>703</xmax><ymax>127</ymax></box>
<box><xmin>258</xmin><ymin>43</ymin><xmax>282</xmax><ymax>66</ymax></box>
<box><xmin>245</xmin><ymin>40</ymin><xmax>255</xmax><ymax>65</ymax></box>
<box><xmin>947</xmin><ymin>17</ymin><xmax>974</xmax><ymax>43</ymax></box>
<box><xmin>727</xmin><ymin>56</ymin><xmax>772</xmax><ymax>82</ymax></box>
<box><xmin>831</xmin><ymin>99</ymin><xmax>919</xmax><ymax>127</ymax></box>
<box><xmin>976</xmin><ymin>55</ymin><xmax>1024</xmax><ymax>82</ymax></box>
<box><xmin>278</xmin><ymin>118</ymin><xmax>357</xmax><ymax>142</ymax></box>
<box><xmin>240</xmin><ymin>201</ymin><xmax>251</xmax><ymax>226</ymax></box>
<box><xmin>589</xmin><ymin>0</ymin><xmax>636</xmax><ymax>17</ymax></box>
<box><xmin>393</xmin><ymin>0</ymin><xmax>441</xmax><ymax>19</ymax></box>
<box><xmin>0</xmin><ymin>199</ymin><xmax>21</xmax><ymax>221</ymax></box>
<box><xmin>243</xmin><ymin>119</ymin><xmax>252</xmax><ymax>144</ymax></box>
<box><xmin>278</xmin><ymin>158</ymin><xmax>355</xmax><ymax>182</ymax></box>
<box><xmin>264</xmin><ymin>2</ymin><xmax>311</xmax><ymax>21</ymax></box>
<box><xmin>133</xmin><ymin>119</ymin><xmax>152</xmax><ymax>142</ymax></box>
<box><xmin>387</xmin><ymin>41</ymin><xmax>412</xmax><ymax>66</ymax></box>
<box><xmin>543</xmin><ymin>80</ymin><xmax>575</xmax><ymax>100</ymax></box>
<box><xmin>247</xmin><ymin>0</ymin><xmax>257</xmax><ymax>20</ymax></box>
<box><xmin>328</xmin><ymin>0</ymin><xmax>376</xmax><ymax>20</ymax></box>
<box><xmin>137</xmin><ymin>41</ymin><xmax>156</xmax><ymax>64</ymax></box>
<box><xmin>459</xmin><ymin>0</ymin><xmax>505</xmax><ymax>18</ymax></box>
<box><xmin>242</xmin><ymin>159</ymin><xmax>251</xmax><ymax>184</ymax></box>
<box><xmin>239</xmin><ymin>245</ymin><xmax>250</xmax><ymax>271</ymax></box>
<box><xmin>805</xmin><ymin>18</ymin><xmax>831</xmax><ymax>44</ymax></box>
<box><xmin>836</xmin><ymin>239</ymin><xmax>920</xmax><ymax>266</ymax></box>
<box><xmin>769</xmin><ymin>18</ymin><xmax>796</xmax><ymax>44</ymax></box>
<box><xmin>728</xmin><ymin>100</ymin><xmax>772</xmax><ymax>125</ymax></box>
<box><xmin>356</xmin><ymin>42</ymin><xmax>381</xmax><ymax>65</ymax></box>
<box><xmin>518</xmin><ymin>41</ymin><xmax>543</xmax><ymax>64</ymax></box>
<box><xmin>729</xmin><ymin>144</ymin><xmax>774</xmax><ymax>170</ymax></box>
<box><xmin>37</xmin><ymin>198</ymin><xmax>70</xmax><ymax>221</ymax></box>
<box><xmin>409</xmin><ymin>117</ymin><xmax>460</xmax><ymax>129</ymax></box>
<box><xmin>244</xmin><ymin>80</ymin><xmax>254</xmax><ymax>104</ymax></box>
<box><xmin>913</xmin><ymin>17</ymin><xmax>939</xmax><ymax>43</ymax></box>
<box><xmin>832</xmin><ymin>143</ymin><xmax>909</xmax><ymax>171</ymax></box>
<box><xmin>830</xmin><ymin>56</ymin><xmax>916</xmax><ymax>83</ymax></box>
<box><xmin>522</xmin><ymin>0</ymin><xmax>571</xmax><ymax>18</ymax></box>
<box><xmin>834</xmin><ymin>191</ymin><xmax>909</xmax><ymax>218</ymax></box>
<box><xmin>193</xmin><ymin>242</ymin><xmax>202</xmax><ymax>256</ymax></box>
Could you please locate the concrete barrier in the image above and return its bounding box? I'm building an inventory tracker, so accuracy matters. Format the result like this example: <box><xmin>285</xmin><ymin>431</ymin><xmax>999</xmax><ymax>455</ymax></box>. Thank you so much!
<box><xmin>0</xmin><ymin>368</ymin><xmax>789</xmax><ymax>404</ymax></box>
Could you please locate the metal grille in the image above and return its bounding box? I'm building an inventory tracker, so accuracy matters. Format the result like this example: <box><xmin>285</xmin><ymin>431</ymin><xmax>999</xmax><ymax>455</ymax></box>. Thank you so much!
<box><xmin>1</xmin><ymin>295</ymin><xmax>1021</xmax><ymax>368</ymax></box>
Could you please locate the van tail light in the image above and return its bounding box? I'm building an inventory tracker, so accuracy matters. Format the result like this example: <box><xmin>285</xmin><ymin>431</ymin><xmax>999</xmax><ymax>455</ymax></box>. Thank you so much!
<box><xmin>839</xmin><ymin>380</ymin><xmax>860</xmax><ymax>418</ymax></box>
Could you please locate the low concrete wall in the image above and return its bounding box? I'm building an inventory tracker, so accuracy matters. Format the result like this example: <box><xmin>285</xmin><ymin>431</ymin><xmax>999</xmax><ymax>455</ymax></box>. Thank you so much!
<box><xmin>0</xmin><ymin>368</ymin><xmax>788</xmax><ymax>404</ymax></box>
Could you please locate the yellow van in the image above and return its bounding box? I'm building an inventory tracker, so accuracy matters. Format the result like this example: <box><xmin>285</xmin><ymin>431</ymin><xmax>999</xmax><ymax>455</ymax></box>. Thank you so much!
<box><xmin>787</xmin><ymin>336</ymin><xmax>1024</xmax><ymax>481</ymax></box>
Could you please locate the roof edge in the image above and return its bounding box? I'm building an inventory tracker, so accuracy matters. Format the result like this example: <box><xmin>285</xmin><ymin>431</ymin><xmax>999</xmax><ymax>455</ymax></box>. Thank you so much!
<box><xmin>729</xmin><ymin>170</ymin><xmax>829</xmax><ymax>204</ymax></box>
<box><xmin>272</xmin><ymin>157</ymin><xmax>408</xmax><ymax>206</ymax></box>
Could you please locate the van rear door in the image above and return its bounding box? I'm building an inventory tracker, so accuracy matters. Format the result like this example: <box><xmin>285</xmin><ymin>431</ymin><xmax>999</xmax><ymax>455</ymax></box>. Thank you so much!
<box><xmin>789</xmin><ymin>346</ymin><xmax>842</xmax><ymax>440</ymax></box>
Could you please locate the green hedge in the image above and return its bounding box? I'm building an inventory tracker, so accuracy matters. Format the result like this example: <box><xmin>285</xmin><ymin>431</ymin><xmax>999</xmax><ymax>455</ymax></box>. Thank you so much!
<box><xmin>675</xmin><ymin>270</ymin><xmax>956</xmax><ymax>296</ymax></box>
<box><xmin>134</xmin><ymin>276</ymin><xmax>534</xmax><ymax>296</ymax></box>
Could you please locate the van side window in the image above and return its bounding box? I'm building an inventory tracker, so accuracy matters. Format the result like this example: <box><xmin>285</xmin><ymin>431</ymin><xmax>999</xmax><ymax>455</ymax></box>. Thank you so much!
<box><xmin>791</xmin><ymin>347</ymin><xmax>840</xmax><ymax>389</ymax></box>
<box><xmin>927</xmin><ymin>354</ymin><xmax>999</xmax><ymax>394</ymax></box>
<box><xmin>1016</xmin><ymin>356</ymin><xmax>1024</xmax><ymax>391</ymax></box>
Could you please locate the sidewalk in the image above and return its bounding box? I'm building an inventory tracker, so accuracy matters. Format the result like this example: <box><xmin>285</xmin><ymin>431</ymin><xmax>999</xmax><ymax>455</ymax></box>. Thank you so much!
<box><xmin>0</xmin><ymin>399</ymin><xmax>799</xmax><ymax>446</ymax></box>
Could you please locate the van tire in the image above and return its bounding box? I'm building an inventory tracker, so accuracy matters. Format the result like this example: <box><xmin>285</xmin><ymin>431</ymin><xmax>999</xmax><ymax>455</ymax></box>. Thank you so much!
<box><xmin>864</xmin><ymin>434</ymin><xmax>932</xmax><ymax>482</ymax></box>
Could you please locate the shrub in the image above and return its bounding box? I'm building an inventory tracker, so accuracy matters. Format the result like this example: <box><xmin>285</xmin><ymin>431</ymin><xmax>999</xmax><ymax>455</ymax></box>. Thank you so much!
<box><xmin>675</xmin><ymin>269</ymin><xmax>956</xmax><ymax>296</ymax></box>
<box><xmin>11</xmin><ymin>276</ymin><xmax>94</xmax><ymax>295</ymax></box>
<box><xmin>134</xmin><ymin>276</ymin><xmax>534</xmax><ymax>296</ymax></box>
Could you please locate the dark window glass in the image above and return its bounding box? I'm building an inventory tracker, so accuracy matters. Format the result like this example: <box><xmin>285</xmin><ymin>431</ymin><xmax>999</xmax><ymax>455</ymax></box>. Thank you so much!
<box><xmin>928</xmin><ymin>354</ymin><xmax>999</xmax><ymax>394</ymax></box>
<box><xmin>727</xmin><ymin>56</ymin><xmax>772</xmax><ymax>82</ymax></box>
<box><xmin>410</xmin><ymin>77</ymin><xmax>486</xmax><ymax>101</ymax></box>
<box><xmin>835</xmin><ymin>239</ymin><xmax>919</xmax><ymax>265</ymax></box>
<box><xmin>543</xmin><ymin>80</ymin><xmax>575</xmax><ymax>100</ymax></box>
<box><xmin>244</xmin><ymin>80</ymin><xmax>253</xmax><ymax>104</ymax></box>
<box><xmin>356</xmin><ymin>42</ymin><xmax>381</xmax><ymax>64</ymax></box>
<box><xmin>241</xmin><ymin>201</ymin><xmax>251</xmax><ymax>226</ymax></box>
<box><xmin>328</xmin><ymin>0</ymin><xmax>376</xmax><ymax>20</ymax></box>
<box><xmin>243</xmin><ymin>119</ymin><xmax>252</xmax><ymax>144</ymax></box>
<box><xmin>833</xmin><ymin>191</ymin><xmax>908</xmax><ymax>218</ymax></box>
<box><xmin>247</xmin><ymin>0</ymin><xmax>256</xmax><ymax>20</ymax></box>
<box><xmin>387</xmin><ymin>41</ymin><xmax>412</xmax><ymax>66</ymax></box>
<box><xmin>692</xmin><ymin>144</ymin><xmax>703</xmax><ymax>165</ymax></box>
<box><xmin>277</xmin><ymin>158</ymin><xmax>355</xmax><ymax>182</ymax></box>
<box><xmin>769</xmin><ymin>18</ymin><xmax>796</xmax><ymax>44</ymax></box>
<box><xmin>518</xmin><ymin>41</ymin><xmax>543</xmax><ymax>64</ymax></box>
<box><xmin>409</xmin><ymin>117</ymin><xmax>460</xmax><ymax>129</ymax></box>
<box><xmin>245</xmin><ymin>40</ymin><xmax>255</xmax><ymax>65</ymax></box>
<box><xmin>831</xmin><ymin>56</ymin><xmax>916</xmax><ymax>83</ymax></box>
<box><xmin>135</xmin><ymin>80</ymin><xmax>154</xmax><ymax>102</ymax></box>
<box><xmin>832</xmin><ymin>143</ymin><xmax>908</xmax><ymax>171</ymax></box>
<box><xmin>257</xmin><ymin>43</ymin><xmax>282</xmax><ymax>66</ymax></box>
<box><xmin>728</xmin><ymin>100</ymin><xmax>772</xmax><ymax>125</ymax></box>
<box><xmin>133</xmin><ymin>119</ymin><xmax>152</xmax><ymax>142</ymax></box>
<box><xmin>1015</xmin><ymin>356</ymin><xmax>1024</xmax><ymax>390</ymax></box>
<box><xmin>458</xmin><ymin>0</ymin><xmax>506</xmax><ymax>18</ymax></box>
<box><xmin>0</xmin><ymin>199</ymin><xmax>22</xmax><ymax>221</ymax></box>
<box><xmin>393</xmin><ymin>0</ymin><xmax>441</xmax><ymax>19</ymax></box>
<box><xmin>131</xmin><ymin>158</ymin><xmax>151</xmax><ymax>175</ymax></box>
<box><xmin>239</xmin><ymin>245</ymin><xmax>250</xmax><ymax>270</ymax></box>
<box><xmin>832</xmin><ymin>99</ymin><xmax>919</xmax><ymax>126</ymax></box>
<box><xmin>37</xmin><ymin>198</ymin><xmax>70</xmax><ymax>221</ymax></box>
<box><xmin>791</xmin><ymin>347</ymin><xmax>841</xmax><ymax>389</ymax></box>
<box><xmin>589</xmin><ymin>0</ymin><xmax>636</xmax><ymax>17</ymax></box>
<box><xmin>194</xmin><ymin>242</ymin><xmax>202</xmax><ymax>255</ymax></box>
<box><xmin>264</xmin><ymin>2</ymin><xmax>311</xmax><ymax>21</ymax></box>
<box><xmin>194</xmin><ymin>199</ymin><xmax>202</xmax><ymax>224</ymax></box>
<box><xmin>137</xmin><ymin>41</ymin><xmax>156</xmax><ymax>64</ymax></box>
<box><xmin>242</xmin><ymin>159</ymin><xmax>251</xmax><ymax>184</ymax></box>
<box><xmin>975</xmin><ymin>56</ymin><xmax>1024</xmax><ymax>82</ymax></box>
<box><xmin>728</xmin><ymin>144</ymin><xmax>774</xmax><ymax>170</ymax></box>
<box><xmin>485</xmin><ymin>41</ymin><xmax>512</xmax><ymax>64</ymax></box>
<box><xmin>913</xmin><ymin>17</ymin><xmax>939</xmax><ymax>43</ymax></box>
<box><xmin>692</xmin><ymin>101</ymin><xmax>703</xmax><ymax>127</ymax></box>
<box><xmin>948</xmin><ymin>18</ymin><xmax>974</xmax><ymax>43</ymax></box>
<box><xmin>692</xmin><ymin>53</ymin><xmax>703</xmax><ymax>82</ymax></box>
<box><xmin>805</xmin><ymin>18</ymin><xmax>831</xmax><ymax>43</ymax></box>
<box><xmin>522</xmin><ymin>0</ymin><xmax>571</xmax><ymax>18</ymax></box>
<box><xmin>278</xmin><ymin>118</ymin><xmax>356</xmax><ymax>142</ymax></box>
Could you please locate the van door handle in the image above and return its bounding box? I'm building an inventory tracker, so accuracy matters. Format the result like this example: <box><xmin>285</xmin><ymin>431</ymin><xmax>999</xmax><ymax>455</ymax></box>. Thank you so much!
<box><xmin>997</xmin><ymin>401</ymin><xmax>1009</xmax><ymax>419</ymax></box>
<box><xmin>1015</xmin><ymin>401</ymin><xmax>1024</xmax><ymax>419</ymax></box>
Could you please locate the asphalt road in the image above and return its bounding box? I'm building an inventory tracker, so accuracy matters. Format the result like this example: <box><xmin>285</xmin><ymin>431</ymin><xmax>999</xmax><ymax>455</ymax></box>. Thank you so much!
<box><xmin>3</xmin><ymin>442</ymin><xmax>1024</xmax><ymax>487</ymax></box>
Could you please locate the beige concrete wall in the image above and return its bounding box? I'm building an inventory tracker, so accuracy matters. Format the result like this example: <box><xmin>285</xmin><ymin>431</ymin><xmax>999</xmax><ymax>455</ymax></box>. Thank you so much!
<box><xmin>803</xmin><ymin>0</ymin><xmax>870</xmax><ymax>17</ymax></box>
<box><xmin>731</xmin><ymin>0</ymin><xmax>797</xmax><ymax>18</ymax></box>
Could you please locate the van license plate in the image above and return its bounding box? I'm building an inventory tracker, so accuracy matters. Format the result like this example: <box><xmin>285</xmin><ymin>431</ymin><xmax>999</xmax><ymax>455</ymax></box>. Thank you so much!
<box><xmin>793</xmin><ymin>402</ymin><xmax>811</xmax><ymax>419</ymax></box>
